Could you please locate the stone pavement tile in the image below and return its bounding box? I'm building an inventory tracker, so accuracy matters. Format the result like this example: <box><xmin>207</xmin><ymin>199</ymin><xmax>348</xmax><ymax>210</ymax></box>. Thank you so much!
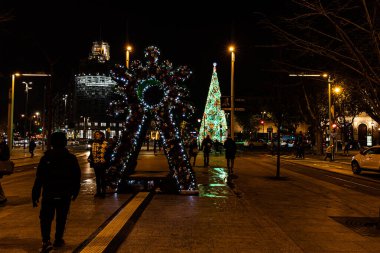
<box><xmin>117</xmin><ymin>192</ymin><xmax>302</xmax><ymax>253</ymax></box>
<box><xmin>287</xmin><ymin>231</ymin><xmax>366</xmax><ymax>242</ymax></box>
<box><xmin>147</xmin><ymin>247</ymin><xmax>192</xmax><ymax>253</ymax></box>
<box><xmin>356</xmin><ymin>240</ymin><xmax>380</xmax><ymax>251</ymax></box>
<box><xmin>317</xmin><ymin>240</ymin><xmax>366</xmax><ymax>252</ymax></box>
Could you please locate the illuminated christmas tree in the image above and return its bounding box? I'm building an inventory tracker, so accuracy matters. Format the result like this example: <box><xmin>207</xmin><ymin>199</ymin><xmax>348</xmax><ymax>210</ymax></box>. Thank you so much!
<box><xmin>199</xmin><ymin>63</ymin><xmax>228</xmax><ymax>142</ymax></box>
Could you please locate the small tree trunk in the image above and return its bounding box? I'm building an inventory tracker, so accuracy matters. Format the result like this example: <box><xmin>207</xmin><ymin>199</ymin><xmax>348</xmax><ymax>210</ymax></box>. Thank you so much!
<box><xmin>276</xmin><ymin>127</ymin><xmax>281</xmax><ymax>177</ymax></box>
<box><xmin>313</xmin><ymin>125</ymin><xmax>323</xmax><ymax>155</ymax></box>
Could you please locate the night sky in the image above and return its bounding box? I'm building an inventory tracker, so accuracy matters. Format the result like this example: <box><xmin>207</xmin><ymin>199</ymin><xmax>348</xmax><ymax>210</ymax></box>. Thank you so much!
<box><xmin>0</xmin><ymin>1</ymin><xmax>285</xmax><ymax>126</ymax></box>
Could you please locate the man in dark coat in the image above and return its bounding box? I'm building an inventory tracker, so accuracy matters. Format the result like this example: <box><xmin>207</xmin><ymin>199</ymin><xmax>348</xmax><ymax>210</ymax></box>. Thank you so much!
<box><xmin>201</xmin><ymin>135</ymin><xmax>213</xmax><ymax>167</ymax></box>
<box><xmin>224</xmin><ymin>135</ymin><xmax>237</xmax><ymax>175</ymax></box>
<box><xmin>0</xmin><ymin>136</ymin><xmax>10</xmax><ymax>204</ymax></box>
<box><xmin>32</xmin><ymin>132</ymin><xmax>81</xmax><ymax>252</ymax></box>
<box><xmin>29</xmin><ymin>138</ymin><xmax>37</xmax><ymax>158</ymax></box>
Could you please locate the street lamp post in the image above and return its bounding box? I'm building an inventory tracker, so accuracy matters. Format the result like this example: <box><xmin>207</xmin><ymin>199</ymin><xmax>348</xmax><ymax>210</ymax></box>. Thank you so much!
<box><xmin>289</xmin><ymin>73</ymin><xmax>332</xmax><ymax>155</ymax></box>
<box><xmin>7</xmin><ymin>73</ymin><xmax>51</xmax><ymax>152</ymax></box>
<box><xmin>328</xmin><ymin>75</ymin><xmax>333</xmax><ymax>142</ymax></box>
<box><xmin>62</xmin><ymin>94</ymin><xmax>68</xmax><ymax>128</ymax></box>
<box><xmin>203</xmin><ymin>113</ymin><xmax>206</xmax><ymax>139</ymax></box>
<box><xmin>22</xmin><ymin>81</ymin><xmax>32</xmax><ymax>138</ymax></box>
<box><xmin>229</xmin><ymin>45</ymin><xmax>235</xmax><ymax>140</ymax></box>
<box><xmin>7</xmin><ymin>73</ymin><xmax>19</xmax><ymax>150</ymax></box>
<box><xmin>126</xmin><ymin>45</ymin><xmax>132</xmax><ymax>69</ymax></box>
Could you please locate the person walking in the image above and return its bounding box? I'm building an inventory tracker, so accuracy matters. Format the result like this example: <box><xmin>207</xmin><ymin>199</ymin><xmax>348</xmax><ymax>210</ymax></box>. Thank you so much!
<box><xmin>188</xmin><ymin>137</ymin><xmax>199</xmax><ymax>166</ymax></box>
<box><xmin>295</xmin><ymin>131</ymin><xmax>304</xmax><ymax>159</ymax></box>
<box><xmin>88</xmin><ymin>131</ymin><xmax>109</xmax><ymax>197</ymax></box>
<box><xmin>224</xmin><ymin>135</ymin><xmax>237</xmax><ymax>175</ymax></box>
<box><xmin>201</xmin><ymin>135</ymin><xmax>213</xmax><ymax>167</ymax></box>
<box><xmin>0</xmin><ymin>136</ymin><xmax>10</xmax><ymax>204</ymax></box>
<box><xmin>32</xmin><ymin>132</ymin><xmax>81</xmax><ymax>252</ymax></box>
<box><xmin>324</xmin><ymin>144</ymin><xmax>334</xmax><ymax>161</ymax></box>
<box><xmin>29</xmin><ymin>138</ymin><xmax>37</xmax><ymax>158</ymax></box>
<box><xmin>343</xmin><ymin>140</ymin><xmax>350</xmax><ymax>156</ymax></box>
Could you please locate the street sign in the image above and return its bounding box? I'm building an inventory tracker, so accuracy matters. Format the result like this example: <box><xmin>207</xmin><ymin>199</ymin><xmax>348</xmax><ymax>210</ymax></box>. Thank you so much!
<box><xmin>221</xmin><ymin>96</ymin><xmax>246</xmax><ymax>109</ymax></box>
<box><xmin>221</xmin><ymin>96</ymin><xmax>231</xmax><ymax>108</ymax></box>
<box><xmin>222</xmin><ymin>108</ymin><xmax>245</xmax><ymax>111</ymax></box>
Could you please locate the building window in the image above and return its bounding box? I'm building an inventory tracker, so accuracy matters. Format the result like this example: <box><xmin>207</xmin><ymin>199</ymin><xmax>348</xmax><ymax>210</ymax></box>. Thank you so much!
<box><xmin>101</xmin><ymin>122</ymin><xmax>106</xmax><ymax>127</ymax></box>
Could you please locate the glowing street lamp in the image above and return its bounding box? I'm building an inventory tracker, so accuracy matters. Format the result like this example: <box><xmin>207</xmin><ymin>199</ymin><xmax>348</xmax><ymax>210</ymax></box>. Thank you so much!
<box><xmin>333</xmin><ymin>86</ymin><xmax>342</xmax><ymax>95</ymax></box>
<box><xmin>22</xmin><ymin>81</ymin><xmax>32</xmax><ymax>138</ymax></box>
<box><xmin>289</xmin><ymin>72</ymin><xmax>335</xmax><ymax>158</ymax></box>
<box><xmin>229</xmin><ymin>45</ymin><xmax>235</xmax><ymax>140</ymax></box>
<box><xmin>62</xmin><ymin>94</ymin><xmax>68</xmax><ymax>127</ymax></box>
<box><xmin>126</xmin><ymin>45</ymin><xmax>132</xmax><ymax>69</ymax></box>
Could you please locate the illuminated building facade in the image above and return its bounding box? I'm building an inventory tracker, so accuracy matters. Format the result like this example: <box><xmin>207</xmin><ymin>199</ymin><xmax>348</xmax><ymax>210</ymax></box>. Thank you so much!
<box><xmin>73</xmin><ymin>41</ymin><xmax>121</xmax><ymax>139</ymax></box>
<box><xmin>88</xmin><ymin>41</ymin><xmax>110</xmax><ymax>63</ymax></box>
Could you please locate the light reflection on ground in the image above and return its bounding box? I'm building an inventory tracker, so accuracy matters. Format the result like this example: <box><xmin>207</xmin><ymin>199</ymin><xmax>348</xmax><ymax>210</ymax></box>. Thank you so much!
<box><xmin>81</xmin><ymin>178</ymin><xmax>96</xmax><ymax>195</ymax></box>
<box><xmin>198</xmin><ymin>167</ymin><xmax>231</xmax><ymax>198</ymax></box>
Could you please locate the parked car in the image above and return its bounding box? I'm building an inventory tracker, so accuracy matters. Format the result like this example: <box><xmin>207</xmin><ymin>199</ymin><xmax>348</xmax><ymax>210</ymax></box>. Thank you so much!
<box><xmin>243</xmin><ymin>139</ymin><xmax>267</xmax><ymax>148</ymax></box>
<box><xmin>68</xmin><ymin>140</ymin><xmax>80</xmax><ymax>146</ymax></box>
<box><xmin>351</xmin><ymin>146</ymin><xmax>380</xmax><ymax>174</ymax></box>
<box><xmin>267</xmin><ymin>139</ymin><xmax>288</xmax><ymax>148</ymax></box>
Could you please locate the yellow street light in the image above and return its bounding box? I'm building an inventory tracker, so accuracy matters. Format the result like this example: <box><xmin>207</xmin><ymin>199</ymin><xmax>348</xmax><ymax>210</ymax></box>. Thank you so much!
<box><xmin>333</xmin><ymin>86</ymin><xmax>342</xmax><ymax>94</ymax></box>
<box><xmin>126</xmin><ymin>45</ymin><xmax>132</xmax><ymax>69</ymax></box>
<box><xmin>229</xmin><ymin>45</ymin><xmax>235</xmax><ymax>140</ymax></box>
<box><xmin>289</xmin><ymin>72</ymin><xmax>334</xmax><ymax>157</ymax></box>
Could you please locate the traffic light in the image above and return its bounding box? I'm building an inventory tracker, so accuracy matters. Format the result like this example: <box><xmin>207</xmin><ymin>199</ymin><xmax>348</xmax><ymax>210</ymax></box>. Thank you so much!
<box><xmin>260</xmin><ymin>120</ymin><xmax>264</xmax><ymax>125</ymax></box>
<box><xmin>332</xmin><ymin>123</ymin><xmax>337</xmax><ymax>129</ymax></box>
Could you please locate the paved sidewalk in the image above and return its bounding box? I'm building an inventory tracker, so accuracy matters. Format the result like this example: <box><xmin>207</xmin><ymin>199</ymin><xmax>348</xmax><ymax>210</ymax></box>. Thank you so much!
<box><xmin>2</xmin><ymin>148</ymin><xmax>380</xmax><ymax>252</ymax></box>
<box><xmin>1</xmin><ymin>147</ymin><xmax>132</xmax><ymax>252</ymax></box>
<box><xmin>116</xmin><ymin>151</ymin><xmax>380</xmax><ymax>253</ymax></box>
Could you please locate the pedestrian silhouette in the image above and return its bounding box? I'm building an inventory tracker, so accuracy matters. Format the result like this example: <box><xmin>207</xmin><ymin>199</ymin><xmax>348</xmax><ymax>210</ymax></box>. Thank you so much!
<box><xmin>343</xmin><ymin>141</ymin><xmax>350</xmax><ymax>156</ymax></box>
<box><xmin>29</xmin><ymin>139</ymin><xmax>37</xmax><ymax>158</ymax></box>
<box><xmin>201</xmin><ymin>135</ymin><xmax>213</xmax><ymax>167</ymax></box>
<box><xmin>324</xmin><ymin>144</ymin><xmax>334</xmax><ymax>161</ymax></box>
<box><xmin>32</xmin><ymin>132</ymin><xmax>81</xmax><ymax>252</ymax></box>
<box><xmin>188</xmin><ymin>137</ymin><xmax>199</xmax><ymax>166</ymax></box>
<box><xmin>224</xmin><ymin>135</ymin><xmax>237</xmax><ymax>175</ymax></box>
<box><xmin>0</xmin><ymin>136</ymin><xmax>10</xmax><ymax>204</ymax></box>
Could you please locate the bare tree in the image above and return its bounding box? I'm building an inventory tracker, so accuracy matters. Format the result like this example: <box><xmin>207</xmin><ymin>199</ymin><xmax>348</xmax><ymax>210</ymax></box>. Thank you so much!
<box><xmin>264</xmin><ymin>0</ymin><xmax>380</xmax><ymax>122</ymax></box>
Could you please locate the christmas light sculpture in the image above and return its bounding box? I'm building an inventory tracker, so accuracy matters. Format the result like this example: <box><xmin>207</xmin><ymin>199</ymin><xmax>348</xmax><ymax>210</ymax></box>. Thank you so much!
<box><xmin>199</xmin><ymin>63</ymin><xmax>228</xmax><ymax>143</ymax></box>
<box><xmin>107</xmin><ymin>46</ymin><xmax>197</xmax><ymax>193</ymax></box>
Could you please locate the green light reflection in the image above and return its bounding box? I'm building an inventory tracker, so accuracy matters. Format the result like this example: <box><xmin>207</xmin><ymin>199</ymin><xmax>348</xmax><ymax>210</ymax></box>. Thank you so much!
<box><xmin>199</xmin><ymin>167</ymin><xmax>231</xmax><ymax>198</ymax></box>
